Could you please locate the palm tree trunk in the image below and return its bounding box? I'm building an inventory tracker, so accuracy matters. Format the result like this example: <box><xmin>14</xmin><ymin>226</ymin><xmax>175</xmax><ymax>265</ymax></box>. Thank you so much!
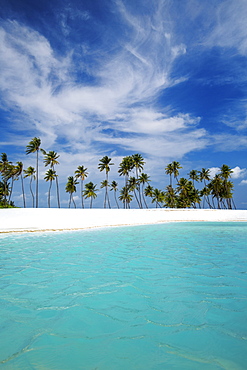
<box><xmin>8</xmin><ymin>177</ymin><xmax>14</xmax><ymax>202</ymax></box>
<box><xmin>211</xmin><ymin>195</ymin><xmax>215</xmax><ymax>209</ymax></box>
<box><xmin>48</xmin><ymin>181</ymin><xmax>52</xmax><ymax>208</ymax></box>
<box><xmin>205</xmin><ymin>196</ymin><xmax>212</xmax><ymax>209</ymax></box>
<box><xmin>30</xmin><ymin>178</ymin><xmax>35</xmax><ymax>208</ymax></box>
<box><xmin>114</xmin><ymin>191</ymin><xmax>119</xmax><ymax>209</ymax></box>
<box><xmin>81</xmin><ymin>180</ymin><xmax>84</xmax><ymax>209</ymax></box>
<box><xmin>203</xmin><ymin>180</ymin><xmax>212</xmax><ymax>209</ymax></box>
<box><xmin>72</xmin><ymin>195</ymin><xmax>76</xmax><ymax>208</ymax></box>
<box><xmin>132</xmin><ymin>189</ymin><xmax>141</xmax><ymax>208</ymax></box>
<box><xmin>142</xmin><ymin>185</ymin><xmax>148</xmax><ymax>209</ymax></box>
<box><xmin>36</xmin><ymin>150</ymin><xmax>39</xmax><ymax>208</ymax></box>
<box><xmin>216</xmin><ymin>194</ymin><xmax>221</xmax><ymax>209</ymax></box>
<box><xmin>107</xmin><ymin>187</ymin><xmax>111</xmax><ymax>208</ymax></box>
<box><xmin>90</xmin><ymin>197</ymin><xmax>93</xmax><ymax>208</ymax></box>
<box><xmin>106</xmin><ymin>173</ymin><xmax>111</xmax><ymax>209</ymax></box>
<box><xmin>21</xmin><ymin>174</ymin><xmax>26</xmax><ymax>208</ymax></box>
<box><xmin>55</xmin><ymin>176</ymin><xmax>60</xmax><ymax>208</ymax></box>
<box><xmin>69</xmin><ymin>193</ymin><xmax>72</xmax><ymax>208</ymax></box>
<box><xmin>3</xmin><ymin>178</ymin><xmax>7</xmax><ymax>205</ymax></box>
<box><xmin>135</xmin><ymin>169</ymin><xmax>142</xmax><ymax>208</ymax></box>
<box><xmin>221</xmin><ymin>198</ymin><xmax>227</xmax><ymax>209</ymax></box>
<box><xmin>138</xmin><ymin>185</ymin><xmax>142</xmax><ymax>208</ymax></box>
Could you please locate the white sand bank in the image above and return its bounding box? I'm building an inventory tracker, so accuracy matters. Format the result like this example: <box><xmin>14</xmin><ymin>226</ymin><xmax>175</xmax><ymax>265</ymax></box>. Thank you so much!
<box><xmin>0</xmin><ymin>208</ymin><xmax>247</xmax><ymax>233</ymax></box>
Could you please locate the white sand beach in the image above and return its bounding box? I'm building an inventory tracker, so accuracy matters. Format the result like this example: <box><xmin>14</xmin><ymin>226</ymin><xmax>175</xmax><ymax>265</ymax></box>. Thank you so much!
<box><xmin>0</xmin><ymin>208</ymin><xmax>247</xmax><ymax>233</ymax></box>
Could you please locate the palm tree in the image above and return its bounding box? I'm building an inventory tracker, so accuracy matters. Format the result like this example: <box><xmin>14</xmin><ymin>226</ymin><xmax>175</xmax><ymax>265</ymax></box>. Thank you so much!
<box><xmin>220</xmin><ymin>165</ymin><xmax>234</xmax><ymax>209</ymax></box>
<box><xmin>0</xmin><ymin>181</ymin><xmax>10</xmax><ymax>205</ymax></box>
<box><xmin>44</xmin><ymin>169</ymin><xmax>57</xmax><ymax>208</ymax></box>
<box><xmin>144</xmin><ymin>185</ymin><xmax>154</xmax><ymax>206</ymax></box>
<box><xmin>100</xmin><ymin>179</ymin><xmax>109</xmax><ymax>204</ymax></box>
<box><xmin>24</xmin><ymin>166</ymin><xmax>36</xmax><ymax>208</ymax></box>
<box><xmin>188</xmin><ymin>170</ymin><xmax>199</xmax><ymax>187</ymax></box>
<box><xmin>83</xmin><ymin>182</ymin><xmax>98</xmax><ymax>208</ymax></box>
<box><xmin>139</xmin><ymin>173</ymin><xmax>150</xmax><ymax>208</ymax></box>
<box><xmin>199</xmin><ymin>168</ymin><xmax>210</xmax><ymax>184</ymax></box>
<box><xmin>176</xmin><ymin>178</ymin><xmax>194</xmax><ymax>208</ymax></box>
<box><xmin>98</xmin><ymin>156</ymin><xmax>114</xmax><ymax>208</ymax></box>
<box><xmin>223</xmin><ymin>180</ymin><xmax>235</xmax><ymax>209</ymax></box>
<box><xmin>209</xmin><ymin>174</ymin><xmax>222</xmax><ymax>209</ymax></box>
<box><xmin>5</xmin><ymin>163</ymin><xmax>17</xmax><ymax>204</ymax></box>
<box><xmin>26</xmin><ymin>137</ymin><xmax>41</xmax><ymax>208</ymax></box>
<box><xmin>131</xmin><ymin>154</ymin><xmax>145</xmax><ymax>208</ymax></box>
<box><xmin>187</xmin><ymin>184</ymin><xmax>199</xmax><ymax>209</ymax></box>
<box><xmin>164</xmin><ymin>185</ymin><xmax>177</xmax><ymax>208</ymax></box>
<box><xmin>190</xmin><ymin>188</ymin><xmax>202</xmax><ymax>209</ymax></box>
<box><xmin>119</xmin><ymin>186</ymin><xmax>133</xmax><ymax>208</ymax></box>
<box><xmin>128</xmin><ymin>176</ymin><xmax>141</xmax><ymax>208</ymax></box>
<box><xmin>0</xmin><ymin>181</ymin><xmax>4</xmax><ymax>203</ymax></box>
<box><xmin>110</xmin><ymin>180</ymin><xmax>119</xmax><ymax>208</ymax></box>
<box><xmin>42</xmin><ymin>150</ymin><xmax>60</xmax><ymax>208</ymax></box>
<box><xmin>15</xmin><ymin>162</ymin><xmax>26</xmax><ymax>208</ymax></box>
<box><xmin>165</xmin><ymin>163</ymin><xmax>174</xmax><ymax>187</ymax></box>
<box><xmin>65</xmin><ymin>176</ymin><xmax>79</xmax><ymax>208</ymax></box>
<box><xmin>118</xmin><ymin>156</ymin><xmax>134</xmax><ymax>186</ymax></box>
<box><xmin>0</xmin><ymin>153</ymin><xmax>10</xmax><ymax>206</ymax></box>
<box><xmin>200</xmin><ymin>186</ymin><xmax>212</xmax><ymax>209</ymax></box>
<box><xmin>172</xmin><ymin>161</ymin><xmax>182</xmax><ymax>184</ymax></box>
<box><xmin>199</xmin><ymin>168</ymin><xmax>212</xmax><ymax>209</ymax></box>
<box><xmin>220</xmin><ymin>164</ymin><xmax>233</xmax><ymax>180</ymax></box>
<box><xmin>132</xmin><ymin>153</ymin><xmax>145</xmax><ymax>176</ymax></box>
<box><xmin>75</xmin><ymin>165</ymin><xmax>88</xmax><ymax>208</ymax></box>
<box><xmin>151</xmin><ymin>188</ymin><xmax>165</xmax><ymax>208</ymax></box>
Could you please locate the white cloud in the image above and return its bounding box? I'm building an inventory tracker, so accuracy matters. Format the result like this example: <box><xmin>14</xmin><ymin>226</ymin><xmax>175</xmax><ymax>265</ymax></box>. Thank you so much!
<box><xmin>206</xmin><ymin>0</ymin><xmax>247</xmax><ymax>55</ymax></box>
<box><xmin>209</xmin><ymin>167</ymin><xmax>220</xmax><ymax>178</ymax></box>
<box><xmin>209</xmin><ymin>166</ymin><xmax>246</xmax><ymax>180</ymax></box>
<box><xmin>239</xmin><ymin>179</ymin><xmax>247</xmax><ymax>185</ymax></box>
<box><xmin>95</xmin><ymin>128</ymin><xmax>208</xmax><ymax>159</ymax></box>
<box><xmin>211</xmin><ymin>134</ymin><xmax>247</xmax><ymax>152</ymax></box>
<box><xmin>231</xmin><ymin>166</ymin><xmax>247</xmax><ymax>179</ymax></box>
<box><xmin>112</xmin><ymin>109</ymin><xmax>201</xmax><ymax>135</ymax></box>
<box><xmin>44</xmin><ymin>193</ymin><xmax>55</xmax><ymax>200</ymax></box>
<box><xmin>0</xmin><ymin>16</ymin><xmax>206</xmax><ymax>167</ymax></box>
<box><xmin>3</xmin><ymin>2</ymin><xmax>246</xmax><ymax>195</ymax></box>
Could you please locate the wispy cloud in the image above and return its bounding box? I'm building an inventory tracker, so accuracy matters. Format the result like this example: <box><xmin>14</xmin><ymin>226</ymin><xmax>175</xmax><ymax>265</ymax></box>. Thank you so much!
<box><xmin>0</xmin><ymin>5</ymin><xmax>205</xmax><ymax>166</ymax></box>
<box><xmin>206</xmin><ymin>0</ymin><xmax>247</xmax><ymax>55</ymax></box>
<box><xmin>0</xmin><ymin>0</ymin><xmax>247</xmax><ymax>200</ymax></box>
<box><xmin>210</xmin><ymin>134</ymin><xmax>247</xmax><ymax>152</ymax></box>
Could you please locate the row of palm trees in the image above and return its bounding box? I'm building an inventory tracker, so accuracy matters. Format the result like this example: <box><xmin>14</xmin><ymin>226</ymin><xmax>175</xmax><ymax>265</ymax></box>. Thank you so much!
<box><xmin>0</xmin><ymin>137</ymin><xmax>236</xmax><ymax>209</ymax></box>
<box><xmin>61</xmin><ymin>155</ymin><xmax>236</xmax><ymax>210</ymax></box>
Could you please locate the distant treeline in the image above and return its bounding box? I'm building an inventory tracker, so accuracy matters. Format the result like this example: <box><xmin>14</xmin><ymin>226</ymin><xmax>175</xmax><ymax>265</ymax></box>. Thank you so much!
<box><xmin>0</xmin><ymin>137</ymin><xmax>236</xmax><ymax>209</ymax></box>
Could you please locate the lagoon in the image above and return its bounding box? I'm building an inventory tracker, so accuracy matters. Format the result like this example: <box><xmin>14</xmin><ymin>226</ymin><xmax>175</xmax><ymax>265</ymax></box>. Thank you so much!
<box><xmin>0</xmin><ymin>222</ymin><xmax>247</xmax><ymax>369</ymax></box>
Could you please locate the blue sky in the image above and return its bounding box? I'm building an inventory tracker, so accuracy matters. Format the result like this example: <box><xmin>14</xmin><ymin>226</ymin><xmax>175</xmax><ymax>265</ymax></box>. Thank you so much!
<box><xmin>0</xmin><ymin>0</ymin><xmax>247</xmax><ymax>208</ymax></box>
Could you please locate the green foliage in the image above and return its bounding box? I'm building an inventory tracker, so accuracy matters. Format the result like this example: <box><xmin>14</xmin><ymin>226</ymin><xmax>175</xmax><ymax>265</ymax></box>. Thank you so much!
<box><xmin>1</xmin><ymin>145</ymin><xmax>237</xmax><ymax>209</ymax></box>
<box><xmin>0</xmin><ymin>201</ymin><xmax>16</xmax><ymax>208</ymax></box>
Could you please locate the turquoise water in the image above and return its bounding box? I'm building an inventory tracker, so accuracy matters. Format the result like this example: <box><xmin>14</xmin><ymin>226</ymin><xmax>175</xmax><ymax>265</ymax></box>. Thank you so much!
<box><xmin>0</xmin><ymin>222</ymin><xmax>247</xmax><ymax>369</ymax></box>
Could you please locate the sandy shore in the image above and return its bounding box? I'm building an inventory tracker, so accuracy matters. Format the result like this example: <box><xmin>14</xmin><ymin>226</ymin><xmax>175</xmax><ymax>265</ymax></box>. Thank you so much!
<box><xmin>0</xmin><ymin>208</ymin><xmax>247</xmax><ymax>233</ymax></box>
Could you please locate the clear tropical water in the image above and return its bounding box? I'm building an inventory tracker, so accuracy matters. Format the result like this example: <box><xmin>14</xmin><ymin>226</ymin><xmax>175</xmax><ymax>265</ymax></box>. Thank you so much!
<box><xmin>0</xmin><ymin>222</ymin><xmax>247</xmax><ymax>370</ymax></box>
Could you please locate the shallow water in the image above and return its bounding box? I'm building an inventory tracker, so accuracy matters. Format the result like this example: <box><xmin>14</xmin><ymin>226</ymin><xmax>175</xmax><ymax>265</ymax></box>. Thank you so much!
<box><xmin>0</xmin><ymin>222</ymin><xmax>247</xmax><ymax>369</ymax></box>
